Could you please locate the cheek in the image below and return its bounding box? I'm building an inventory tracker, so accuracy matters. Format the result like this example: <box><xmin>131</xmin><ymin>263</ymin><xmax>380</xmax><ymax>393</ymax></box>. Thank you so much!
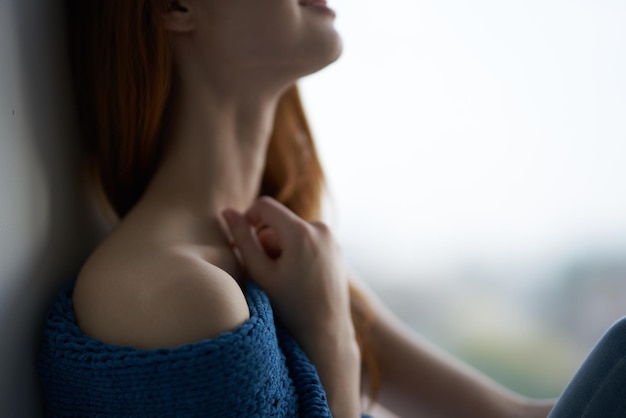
<box><xmin>249</xmin><ymin>4</ymin><xmax>302</xmax><ymax>48</ymax></box>
<box><xmin>202</xmin><ymin>1</ymin><xmax>340</xmax><ymax>75</ymax></box>
<box><xmin>215</xmin><ymin>4</ymin><xmax>301</xmax><ymax>56</ymax></box>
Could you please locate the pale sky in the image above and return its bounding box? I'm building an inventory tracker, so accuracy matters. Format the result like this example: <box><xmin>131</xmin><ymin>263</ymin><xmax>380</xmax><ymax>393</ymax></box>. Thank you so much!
<box><xmin>300</xmin><ymin>0</ymin><xmax>626</xmax><ymax>283</ymax></box>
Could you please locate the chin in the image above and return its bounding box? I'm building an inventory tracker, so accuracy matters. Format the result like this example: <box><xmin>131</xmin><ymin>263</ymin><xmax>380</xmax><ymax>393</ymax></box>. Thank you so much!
<box><xmin>300</xmin><ymin>32</ymin><xmax>343</xmax><ymax>77</ymax></box>
<box><xmin>326</xmin><ymin>35</ymin><xmax>344</xmax><ymax>65</ymax></box>
<box><xmin>263</xmin><ymin>29</ymin><xmax>343</xmax><ymax>90</ymax></box>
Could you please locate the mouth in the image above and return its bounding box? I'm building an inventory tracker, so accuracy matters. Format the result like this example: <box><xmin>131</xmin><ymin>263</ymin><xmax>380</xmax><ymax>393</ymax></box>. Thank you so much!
<box><xmin>298</xmin><ymin>0</ymin><xmax>336</xmax><ymax>17</ymax></box>
<box><xmin>299</xmin><ymin>0</ymin><xmax>328</xmax><ymax>6</ymax></box>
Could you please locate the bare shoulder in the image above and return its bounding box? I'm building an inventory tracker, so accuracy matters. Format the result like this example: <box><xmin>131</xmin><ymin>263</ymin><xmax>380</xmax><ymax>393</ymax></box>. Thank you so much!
<box><xmin>74</xmin><ymin>246</ymin><xmax>250</xmax><ymax>349</ymax></box>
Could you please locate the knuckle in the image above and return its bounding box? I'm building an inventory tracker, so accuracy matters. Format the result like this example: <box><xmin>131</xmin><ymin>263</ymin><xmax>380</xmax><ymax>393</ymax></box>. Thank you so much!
<box><xmin>310</xmin><ymin>221</ymin><xmax>333</xmax><ymax>239</ymax></box>
<box><xmin>291</xmin><ymin>219</ymin><xmax>312</xmax><ymax>237</ymax></box>
<box><xmin>257</xmin><ymin>196</ymin><xmax>277</xmax><ymax>208</ymax></box>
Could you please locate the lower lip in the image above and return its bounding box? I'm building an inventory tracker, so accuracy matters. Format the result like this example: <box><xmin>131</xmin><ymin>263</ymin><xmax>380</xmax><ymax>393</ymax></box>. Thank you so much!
<box><xmin>301</xmin><ymin>2</ymin><xmax>337</xmax><ymax>17</ymax></box>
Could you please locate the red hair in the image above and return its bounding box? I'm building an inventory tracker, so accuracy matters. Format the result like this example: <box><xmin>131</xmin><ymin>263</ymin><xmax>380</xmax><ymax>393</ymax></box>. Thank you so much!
<box><xmin>66</xmin><ymin>0</ymin><xmax>379</xmax><ymax>400</ymax></box>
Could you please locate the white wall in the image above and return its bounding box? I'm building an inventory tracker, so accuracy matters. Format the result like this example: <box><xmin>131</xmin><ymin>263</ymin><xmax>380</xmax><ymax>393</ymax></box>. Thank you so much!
<box><xmin>0</xmin><ymin>1</ymin><xmax>103</xmax><ymax>416</ymax></box>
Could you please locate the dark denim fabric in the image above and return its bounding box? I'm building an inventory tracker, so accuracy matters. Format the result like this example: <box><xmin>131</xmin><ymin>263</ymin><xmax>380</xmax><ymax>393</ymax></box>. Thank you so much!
<box><xmin>549</xmin><ymin>317</ymin><xmax>626</xmax><ymax>418</ymax></box>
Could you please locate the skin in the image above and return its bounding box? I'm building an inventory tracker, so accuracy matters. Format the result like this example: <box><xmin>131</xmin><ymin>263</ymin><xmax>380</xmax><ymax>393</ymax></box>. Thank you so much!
<box><xmin>74</xmin><ymin>0</ymin><xmax>360</xmax><ymax>416</ymax></box>
<box><xmin>72</xmin><ymin>0</ymin><xmax>556</xmax><ymax>417</ymax></box>
<box><xmin>351</xmin><ymin>277</ymin><xmax>556</xmax><ymax>418</ymax></box>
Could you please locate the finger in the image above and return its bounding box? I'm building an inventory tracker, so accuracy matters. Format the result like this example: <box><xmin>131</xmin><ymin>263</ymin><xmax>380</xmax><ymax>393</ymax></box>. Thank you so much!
<box><xmin>245</xmin><ymin>197</ymin><xmax>307</xmax><ymax>241</ymax></box>
<box><xmin>223</xmin><ymin>209</ymin><xmax>274</xmax><ymax>277</ymax></box>
<box><xmin>257</xmin><ymin>227</ymin><xmax>282</xmax><ymax>259</ymax></box>
<box><xmin>309</xmin><ymin>220</ymin><xmax>331</xmax><ymax>236</ymax></box>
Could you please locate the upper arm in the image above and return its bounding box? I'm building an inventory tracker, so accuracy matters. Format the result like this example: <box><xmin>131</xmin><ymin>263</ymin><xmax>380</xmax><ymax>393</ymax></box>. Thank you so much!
<box><xmin>143</xmin><ymin>261</ymin><xmax>250</xmax><ymax>349</ymax></box>
<box><xmin>76</xmin><ymin>255</ymin><xmax>250</xmax><ymax>350</ymax></box>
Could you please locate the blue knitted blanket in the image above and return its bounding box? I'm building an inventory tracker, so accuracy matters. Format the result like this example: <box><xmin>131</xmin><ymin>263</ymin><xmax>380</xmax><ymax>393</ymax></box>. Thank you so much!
<box><xmin>38</xmin><ymin>281</ymin><xmax>356</xmax><ymax>417</ymax></box>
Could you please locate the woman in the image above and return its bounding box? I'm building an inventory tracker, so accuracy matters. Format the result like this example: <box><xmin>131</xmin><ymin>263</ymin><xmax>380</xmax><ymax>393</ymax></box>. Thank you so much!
<box><xmin>38</xmin><ymin>0</ymin><xmax>625</xmax><ymax>417</ymax></box>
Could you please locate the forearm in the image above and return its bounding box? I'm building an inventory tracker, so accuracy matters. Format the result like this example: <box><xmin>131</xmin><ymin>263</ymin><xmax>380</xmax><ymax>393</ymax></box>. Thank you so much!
<box><xmin>368</xmin><ymin>315</ymin><xmax>547</xmax><ymax>417</ymax></box>
<box><xmin>301</xmin><ymin>320</ymin><xmax>362</xmax><ymax>418</ymax></box>
<box><xmin>352</xmin><ymin>278</ymin><xmax>554</xmax><ymax>418</ymax></box>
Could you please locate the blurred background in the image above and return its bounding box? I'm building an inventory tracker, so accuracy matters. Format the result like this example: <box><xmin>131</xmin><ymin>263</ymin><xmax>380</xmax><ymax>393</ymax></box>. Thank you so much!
<box><xmin>300</xmin><ymin>0</ymin><xmax>626</xmax><ymax>399</ymax></box>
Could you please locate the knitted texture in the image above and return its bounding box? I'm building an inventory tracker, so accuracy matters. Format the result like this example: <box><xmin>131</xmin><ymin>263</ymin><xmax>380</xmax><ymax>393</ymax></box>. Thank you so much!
<box><xmin>38</xmin><ymin>281</ymin><xmax>334</xmax><ymax>417</ymax></box>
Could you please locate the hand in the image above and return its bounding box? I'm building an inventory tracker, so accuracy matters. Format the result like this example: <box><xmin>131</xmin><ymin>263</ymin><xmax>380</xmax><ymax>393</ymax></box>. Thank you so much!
<box><xmin>222</xmin><ymin>196</ymin><xmax>352</xmax><ymax>343</ymax></box>
<box><xmin>223</xmin><ymin>197</ymin><xmax>361</xmax><ymax>417</ymax></box>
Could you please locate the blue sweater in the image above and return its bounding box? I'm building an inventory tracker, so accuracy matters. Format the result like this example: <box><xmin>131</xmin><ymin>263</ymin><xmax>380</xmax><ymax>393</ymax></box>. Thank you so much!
<box><xmin>38</xmin><ymin>281</ymin><xmax>367</xmax><ymax>417</ymax></box>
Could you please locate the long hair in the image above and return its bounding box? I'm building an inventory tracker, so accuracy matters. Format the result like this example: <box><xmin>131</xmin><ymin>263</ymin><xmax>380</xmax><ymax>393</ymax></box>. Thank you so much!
<box><xmin>66</xmin><ymin>0</ymin><xmax>380</xmax><ymax>400</ymax></box>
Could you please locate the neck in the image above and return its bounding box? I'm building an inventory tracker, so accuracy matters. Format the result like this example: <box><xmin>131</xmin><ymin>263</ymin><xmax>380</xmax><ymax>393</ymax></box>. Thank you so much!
<box><xmin>130</xmin><ymin>76</ymin><xmax>285</xmax><ymax>246</ymax></box>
